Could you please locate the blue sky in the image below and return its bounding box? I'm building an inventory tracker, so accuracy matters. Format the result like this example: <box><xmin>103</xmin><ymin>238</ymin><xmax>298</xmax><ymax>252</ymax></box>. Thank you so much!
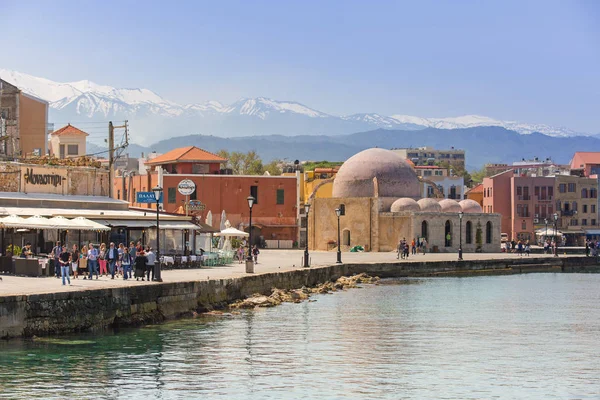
<box><xmin>1</xmin><ymin>0</ymin><xmax>599</xmax><ymax>132</ymax></box>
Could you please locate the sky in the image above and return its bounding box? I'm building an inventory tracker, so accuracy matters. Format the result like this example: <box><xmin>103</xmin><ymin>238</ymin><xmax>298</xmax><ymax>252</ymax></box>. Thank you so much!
<box><xmin>1</xmin><ymin>0</ymin><xmax>599</xmax><ymax>133</ymax></box>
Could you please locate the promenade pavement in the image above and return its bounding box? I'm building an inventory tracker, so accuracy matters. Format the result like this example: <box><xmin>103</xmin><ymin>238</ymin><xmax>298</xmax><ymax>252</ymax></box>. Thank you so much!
<box><xmin>0</xmin><ymin>249</ymin><xmax>586</xmax><ymax>296</ymax></box>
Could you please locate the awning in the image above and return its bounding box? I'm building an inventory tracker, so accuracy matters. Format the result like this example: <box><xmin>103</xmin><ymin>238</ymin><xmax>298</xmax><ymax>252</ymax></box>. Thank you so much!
<box><xmin>562</xmin><ymin>230</ymin><xmax>585</xmax><ymax>234</ymax></box>
<box><xmin>585</xmin><ymin>229</ymin><xmax>600</xmax><ymax>235</ymax></box>
<box><xmin>92</xmin><ymin>219</ymin><xmax>155</xmax><ymax>228</ymax></box>
<box><xmin>159</xmin><ymin>221</ymin><xmax>205</xmax><ymax>230</ymax></box>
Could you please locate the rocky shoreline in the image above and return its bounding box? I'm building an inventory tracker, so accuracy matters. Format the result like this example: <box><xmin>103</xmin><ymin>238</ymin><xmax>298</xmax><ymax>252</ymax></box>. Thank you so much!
<box><xmin>224</xmin><ymin>273</ymin><xmax>380</xmax><ymax>309</ymax></box>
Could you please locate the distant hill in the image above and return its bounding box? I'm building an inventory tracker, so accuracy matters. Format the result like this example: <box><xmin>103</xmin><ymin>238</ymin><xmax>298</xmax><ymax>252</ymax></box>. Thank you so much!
<box><xmin>106</xmin><ymin>126</ymin><xmax>598</xmax><ymax>170</ymax></box>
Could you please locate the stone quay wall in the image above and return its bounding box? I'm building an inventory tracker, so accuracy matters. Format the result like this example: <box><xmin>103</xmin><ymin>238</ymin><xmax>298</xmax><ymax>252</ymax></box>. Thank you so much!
<box><xmin>1</xmin><ymin>257</ymin><xmax>599</xmax><ymax>339</ymax></box>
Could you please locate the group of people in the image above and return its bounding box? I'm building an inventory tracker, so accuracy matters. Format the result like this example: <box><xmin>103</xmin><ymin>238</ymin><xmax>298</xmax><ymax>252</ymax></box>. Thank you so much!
<box><xmin>503</xmin><ymin>239</ymin><xmax>532</xmax><ymax>256</ymax></box>
<box><xmin>397</xmin><ymin>237</ymin><xmax>428</xmax><ymax>259</ymax></box>
<box><xmin>585</xmin><ymin>239</ymin><xmax>600</xmax><ymax>257</ymax></box>
<box><xmin>237</xmin><ymin>245</ymin><xmax>260</xmax><ymax>264</ymax></box>
<box><xmin>50</xmin><ymin>240</ymin><xmax>157</xmax><ymax>286</ymax></box>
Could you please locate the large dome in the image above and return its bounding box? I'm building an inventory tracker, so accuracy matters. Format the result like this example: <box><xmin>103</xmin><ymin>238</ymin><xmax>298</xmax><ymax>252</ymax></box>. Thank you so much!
<box><xmin>332</xmin><ymin>148</ymin><xmax>420</xmax><ymax>199</ymax></box>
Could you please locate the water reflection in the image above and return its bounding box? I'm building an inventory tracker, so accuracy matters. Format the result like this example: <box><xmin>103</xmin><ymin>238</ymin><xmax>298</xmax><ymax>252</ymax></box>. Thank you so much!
<box><xmin>0</xmin><ymin>274</ymin><xmax>599</xmax><ymax>399</ymax></box>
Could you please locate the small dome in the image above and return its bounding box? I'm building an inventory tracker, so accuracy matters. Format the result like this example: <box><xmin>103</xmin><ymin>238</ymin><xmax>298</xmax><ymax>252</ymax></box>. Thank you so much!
<box><xmin>391</xmin><ymin>198</ymin><xmax>420</xmax><ymax>212</ymax></box>
<box><xmin>417</xmin><ymin>198</ymin><xmax>442</xmax><ymax>212</ymax></box>
<box><xmin>460</xmin><ymin>199</ymin><xmax>483</xmax><ymax>213</ymax></box>
<box><xmin>332</xmin><ymin>148</ymin><xmax>420</xmax><ymax>199</ymax></box>
<box><xmin>439</xmin><ymin>199</ymin><xmax>462</xmax><ymax>213</ymax></box>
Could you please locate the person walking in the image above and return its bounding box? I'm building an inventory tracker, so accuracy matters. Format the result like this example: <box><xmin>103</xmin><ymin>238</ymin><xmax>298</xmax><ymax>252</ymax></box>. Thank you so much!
<box><xmin>252</xmin><ymin>245</ymin><xmax>260</xmax><ymax>264</ymax></box>
<box><xmin>237</xmin><ymin>246</ymin><xmax>244</xmax><ymax>263</ymax></box>
<box><xmin>524</xmin><ymin>241</ymin><xmax>531</xmax><ymax>256</ymax></box>
<box><xmin>121</xmin><ymin>247</ymin><xmax>132</xmax><ymax>280</ymax></box>
<box><xmin>87</xmin><ymin>244</ymin><xmax>99</xmax><ymax>280</ymax></box>
<box><xmin>117</xmin><ymin>243</ymin><xmax>125</xmax><ymax>276</ymax></box>
<box><xmin>134</xmin><ymin>250</ymin><xmax>147</xmax><ymax>281</ymax></box>
<box><xmin>585</xmin><ymin>240</ymin><xmax>590</xmax><ymax>257</ymax></box>
<box><xmin>445</xmin><ymin>232</ymin><xmax>452</xmax><ymax>247</ymax></box>
<box><xmin>396</xmin><ymin>240</ymin><xmax>402</xmax><ymax>259</ymax></box>
<box><xmin>71</xmin><ymin>244</ymin><xmax>80</xmax><ymax>279</ymax></box>
<box><xmin>421</xmin><ymin>238</ymin><xmax>428</xmax><ymax>255</ymax></box>
<box><xmin>58</xmin><ymin>245</ymin><xmax>71</xmax><ymax>286</ymax></box>
<box><xmin>517</xmin><ymin>240</ymin><xmax>523</xmax><ymax>256</ymax></box>
<box><xmin>411</xmin><ymin>238</ymin><xmax>416</xmax><ymax>255</ymax></box>
<box><xmin>145</xmin><ymin>246</ymin><xmax>156</xmax><ymax>282</ymax></box>
<box><xmin>80</xmin><ymin>245</ymin><xmax>88</xmax><ymax>277</ymax></box>
<box><xmin>51</xmin><ymin>241</ymin><xmax>62</xmax><ymax>278</ymax></box>
<box><xmin>107</xmin><ymin>242</ymin><xmax>117</xmax><ymax>279</ymax></box>
<box><xmin>128</xmin><ymin>242</ymin><xmax>137</xmax><ymax>279</ymax></box>
<box><xmin>98</xmin><ymin>243</ymin><xmax>107</xmax><ymax>276</ymax></box>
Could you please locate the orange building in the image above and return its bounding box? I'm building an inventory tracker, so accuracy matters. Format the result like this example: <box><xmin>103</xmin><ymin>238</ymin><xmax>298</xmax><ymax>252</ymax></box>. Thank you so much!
<box><xmin>114</xmin><ymin>146</ymin><xmax>299</xmax><ymax>245</ymax></box>
<box><xmin>465</xmin><ymin>183</ymin><xmax>483</xmax><ymax>207</ymax></box>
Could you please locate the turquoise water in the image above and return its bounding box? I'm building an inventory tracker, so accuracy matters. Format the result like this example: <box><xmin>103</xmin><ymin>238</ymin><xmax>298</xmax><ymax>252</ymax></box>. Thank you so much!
<box><xmin>1</xmin><ymin>274</ymin><xmax>599</xmax><ymax>399</ymax></box>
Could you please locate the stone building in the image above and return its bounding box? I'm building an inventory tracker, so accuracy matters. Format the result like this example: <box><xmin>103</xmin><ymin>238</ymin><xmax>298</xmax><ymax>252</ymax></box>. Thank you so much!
<box><xmin>308</xmin><ymin>148</ymin><xmax>501</xmax><ymax>253</ymax></box>
<box><xmin>48</xmin><ymin>124</ymin><xmax>88</xmax><ymax>159</ymax></box>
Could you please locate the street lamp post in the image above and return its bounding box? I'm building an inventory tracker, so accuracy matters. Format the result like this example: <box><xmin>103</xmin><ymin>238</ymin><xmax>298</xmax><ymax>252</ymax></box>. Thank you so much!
<box><xmin>553</xmin><ymin>212</ymin><xmax>559</xmax><ymax>257</ymax></box>
<box><xmin>304</xmin><ymin>203</ymin><xmax>311</xmax><ymax>268</ymax></box>
<box><xmin>335</xmin><ymin>208</ymin><xmax>342</xmax><ymax>263</ymax></box>
<box><xmin>246</xmin><ymin>196</ymin><xmax>255</xmax><ymax>273</ymax></box>
<box><xmin>544</xmin><ymin>218</ymin><xmax>548</xmax><ymax>245</ymax></box>
<box><xmin>152</xmin><ymin>185</ymin><xmax>163</xmax><ymax>282</ymax></box>
<box><xmin>458</xmin><ymin>211</ymin><xmax>464</xmax><ymax>260</ymax></box>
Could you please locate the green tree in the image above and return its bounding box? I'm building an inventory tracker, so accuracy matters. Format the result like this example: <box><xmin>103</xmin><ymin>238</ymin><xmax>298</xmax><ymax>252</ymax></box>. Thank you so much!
<box><xmin>264</xmin><ymin>160</ymin><xmax>282</xmax><ymax>175</ymax></box>
<box><xmin>470</xmin><ymin>166</ymin><xmax>490</xmax><ymax>185</ymax></box>
<box><xmin>216</xmin><ymin>149</ymin><xmax>264</xmax><ymax>175</ymax></box>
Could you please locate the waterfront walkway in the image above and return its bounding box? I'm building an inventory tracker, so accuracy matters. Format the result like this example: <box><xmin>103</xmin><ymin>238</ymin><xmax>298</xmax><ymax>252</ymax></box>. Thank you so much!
<box><xmin>0</xmin><ymin>250</ymin><xmax>587</xmax><ymax>296</ymax></box>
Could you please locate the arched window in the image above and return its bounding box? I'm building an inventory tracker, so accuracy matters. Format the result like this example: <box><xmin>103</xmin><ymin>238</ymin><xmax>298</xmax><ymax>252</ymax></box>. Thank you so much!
<box><xmin>445</xmin><ymin>220</ymin><xmax>452</xmax><ymax>247</ymax></box>
<box><xmin>421</xmin><ymin>221</ymin><xmax>428</xmax><ymax>240</ymax></box>
<box><xmin>466</xmin><ymin>221</ymin><xmax>472</xmax><ymax>244</ymax></box>
<box><xmin>486</xmin><ymin>221</ymin><xmax>493</xmax><ymax>244</ymax></box>
<box><xmin>342</xmin><ymin>229</ymin><xmax>351</xmax><ymax>246</ymax></box>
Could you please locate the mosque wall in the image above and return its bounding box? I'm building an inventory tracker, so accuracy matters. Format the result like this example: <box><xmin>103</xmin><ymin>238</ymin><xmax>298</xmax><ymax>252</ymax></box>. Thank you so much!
<box><xmin>310</xmin><ymin>197</ymin><xmax>374</xmax><ymax>251</ymax></box>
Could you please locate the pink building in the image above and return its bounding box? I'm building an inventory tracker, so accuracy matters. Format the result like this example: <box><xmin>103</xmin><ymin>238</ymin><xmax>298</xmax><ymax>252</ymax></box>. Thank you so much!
<box><xmin>570</xmin><ymin>152</ymin><xmax>600</xmax><ymax>177</ymax></box>
<box><xmin>484</xmin><ymin>171</ymin><xmax>555</xmax><ymax>241</ymax></box>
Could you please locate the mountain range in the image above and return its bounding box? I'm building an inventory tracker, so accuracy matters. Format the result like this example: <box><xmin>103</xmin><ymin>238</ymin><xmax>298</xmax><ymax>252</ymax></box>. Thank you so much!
<box><xmin>0</xmin><ymin>69</ymin><xmax>591</xmax><ymax>142</ymax></box>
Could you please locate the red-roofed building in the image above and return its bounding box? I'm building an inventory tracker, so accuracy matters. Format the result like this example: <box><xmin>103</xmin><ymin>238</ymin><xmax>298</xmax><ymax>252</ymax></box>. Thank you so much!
<box><xmin>570</xmin><ymin>152</ymin><xmax>600</xmax><ymax>177</ymax></box>
<box><xmin>115</xmin><ymin>146</ymin><xmax>299</xmax><ymax>247</ymax></box>
<box><xmin>466</xmin><ymin>183</ymin><xmax>483</xmax><ymax>207</ymax></box>
<box><xmin>49</xmin><ymin>124</ymin><xmax>89</xmax><ymax>159</ymax></box>
<box><xmin>145</xmin><ymin>146</ymin><xmax>227</xmax><ymax>174</ymax></box>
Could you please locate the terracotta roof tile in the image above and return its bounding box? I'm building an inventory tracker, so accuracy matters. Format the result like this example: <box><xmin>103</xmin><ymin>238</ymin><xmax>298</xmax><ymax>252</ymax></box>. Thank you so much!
<box><xmin>467</xmin><ymin>183</ymin><xmax>483</xmax><ymax>193</ymax></box>
<box><xmin>145</xmin><ymin>146</ymin><xmax>227</xmax><ymax>165</ymax></box>
<box><xmin>51</xmin><ymin>124</ymin><xmax>89</xmax><ymax>136</ymax></box>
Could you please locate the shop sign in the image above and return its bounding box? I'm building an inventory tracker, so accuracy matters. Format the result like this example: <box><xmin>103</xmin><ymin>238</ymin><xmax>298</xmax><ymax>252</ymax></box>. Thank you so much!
<box><xmin>188</xmin><ymin>200</ymin><xmax>206</xmax><ymax>211</ymax></box>
<box><xmin>178</xmin><ymin>179</ymin><xmax>196</xmax><ymax>196</ymax></box>
<box><xmin>23</xmin><ymin>168</ymin><xmax>65</xmax><ymax>187</ymax></box>
<box><xmin>136</xmin><ymin>191</ymin><xmax>163</xmax><ymax>203</ymax></box>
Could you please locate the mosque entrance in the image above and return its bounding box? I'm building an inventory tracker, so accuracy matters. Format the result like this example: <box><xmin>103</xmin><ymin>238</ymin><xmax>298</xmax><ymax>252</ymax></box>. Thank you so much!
<box><xmin>445</xmin><ymin>220</ymin><xmax>452</xmax><ymax>247</ymax></box>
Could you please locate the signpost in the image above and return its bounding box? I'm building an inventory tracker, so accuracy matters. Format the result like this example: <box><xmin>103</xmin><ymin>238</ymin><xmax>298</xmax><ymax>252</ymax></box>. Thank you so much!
<box><xmin>137</xmin><ymin>191</ymin><xmax>163</xmax><ymax>203</ymax></box>
<box><xmin>178</xmin><ymin>180</ymin><xmax>197</xmax><ymax>216</ymax></box>
<box><xmin>178</xmin><ymin>180</ymin><xmax>196</xmax><ymax>196</ymax></box>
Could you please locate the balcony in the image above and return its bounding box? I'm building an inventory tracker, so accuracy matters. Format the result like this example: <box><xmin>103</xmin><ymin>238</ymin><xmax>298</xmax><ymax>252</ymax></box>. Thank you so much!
<box><xmin>562</xmin><ymin>210</ymin><xmax>577</xmax><ymax>216</ymax></box>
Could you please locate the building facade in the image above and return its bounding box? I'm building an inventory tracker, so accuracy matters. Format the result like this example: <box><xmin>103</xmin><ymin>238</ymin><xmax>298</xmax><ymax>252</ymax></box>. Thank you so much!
<box><xmin>116</xmin><ymin>146</ymin><xmax>299</xmax><ymax>246</ymax></box>
<box><xmin>0</xmin><ymin>78</ymin><xmax>48</xmax><ymax>158</ymax></box>
<box><xmin>415</xmin><ymin>165</ymin><xmax>465</xmax><ymax>199</ymax></box>
<box><xmin>392</xmin><ymin>146</ymin><xmax>466</xmax><ymax>169</ymax></box>
<box><xmin>49</xmin><ymin>124</ymin><xmax>88</xmax><ymax>158</ymax></box>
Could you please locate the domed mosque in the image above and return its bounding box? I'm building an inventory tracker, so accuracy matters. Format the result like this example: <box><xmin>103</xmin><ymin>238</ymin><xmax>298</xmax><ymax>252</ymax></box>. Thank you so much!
<box><xmin>308</xmin><ymin>148</ymin><xmax>500</xmax><ymax>253</ymax></box>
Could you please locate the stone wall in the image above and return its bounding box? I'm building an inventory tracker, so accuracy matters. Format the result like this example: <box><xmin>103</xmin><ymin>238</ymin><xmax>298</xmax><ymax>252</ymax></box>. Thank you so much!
<box><xmin>0</xmin><ymin>256</ymin><xmax>598</xmax><ymax>339</ymax></box>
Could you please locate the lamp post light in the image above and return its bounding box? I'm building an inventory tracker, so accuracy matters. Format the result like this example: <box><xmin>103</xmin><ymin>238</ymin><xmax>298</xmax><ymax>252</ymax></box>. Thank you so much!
<box><xmin>544</xmin><ymin>218</ymin><xmax>548</xmax><ymax>244</ymax></box>
<box><xmin>304</xmin><ymin>203</ymin><xmax>311</xmax><ymax>268</ymax></box>
<box><xmin>246</xmin><ymin>196</ymin><xmax>255</xmax><ymax>273</ymax></box>
<box><xmin>553</xmin><ymin>212</ymin><xmax>559</xmax><ymax>257</ymax></box>
<box><xmin>152</xmin><ymin>185</ymin><xmax>163</xmax><ymax>282</ymax></box>
<box><xmin>458</xmin><ymin>211</ymin><xmax>464</xmax><ymax>261</ymax></box>
<box><xmin>335</xmin><ymin>208</ymin><xmax>342</xmax><ymax>263</ymax></box>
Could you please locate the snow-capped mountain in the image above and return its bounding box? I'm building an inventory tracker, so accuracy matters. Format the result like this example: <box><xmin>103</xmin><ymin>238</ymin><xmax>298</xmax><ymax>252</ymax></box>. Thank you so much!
<box><xmin>0</xmin><ymin>68</ymin><xmax>587</xmax><ymax>140</ymax></box>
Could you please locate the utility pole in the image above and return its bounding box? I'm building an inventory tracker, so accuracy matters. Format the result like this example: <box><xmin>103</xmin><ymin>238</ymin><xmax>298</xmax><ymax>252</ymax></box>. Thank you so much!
<box><xmin>108</xmin><ymin>120</ymin><xmax>128</xmax><ymax>199</ymax></box>
<box><xmin>108</xmin><ymin>121</ymin><xmax>114</xmax><ymax>198</ymax></box>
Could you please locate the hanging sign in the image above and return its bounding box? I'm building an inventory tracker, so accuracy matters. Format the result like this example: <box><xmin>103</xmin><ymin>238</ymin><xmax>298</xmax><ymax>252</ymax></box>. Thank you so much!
<box><xmin>188</xmin><ymin>200</ymin><xmax>206</xmax><ymax>211</ymax></box>
<box><xmin>136</xmin><ymin>191</ymin><xmax>163</xmax><ymax>203</ymax></box>
<box><xmin>178</xmin><ymin>179</ymin><xmax>196</xmax><ymax>196</ymax></box>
